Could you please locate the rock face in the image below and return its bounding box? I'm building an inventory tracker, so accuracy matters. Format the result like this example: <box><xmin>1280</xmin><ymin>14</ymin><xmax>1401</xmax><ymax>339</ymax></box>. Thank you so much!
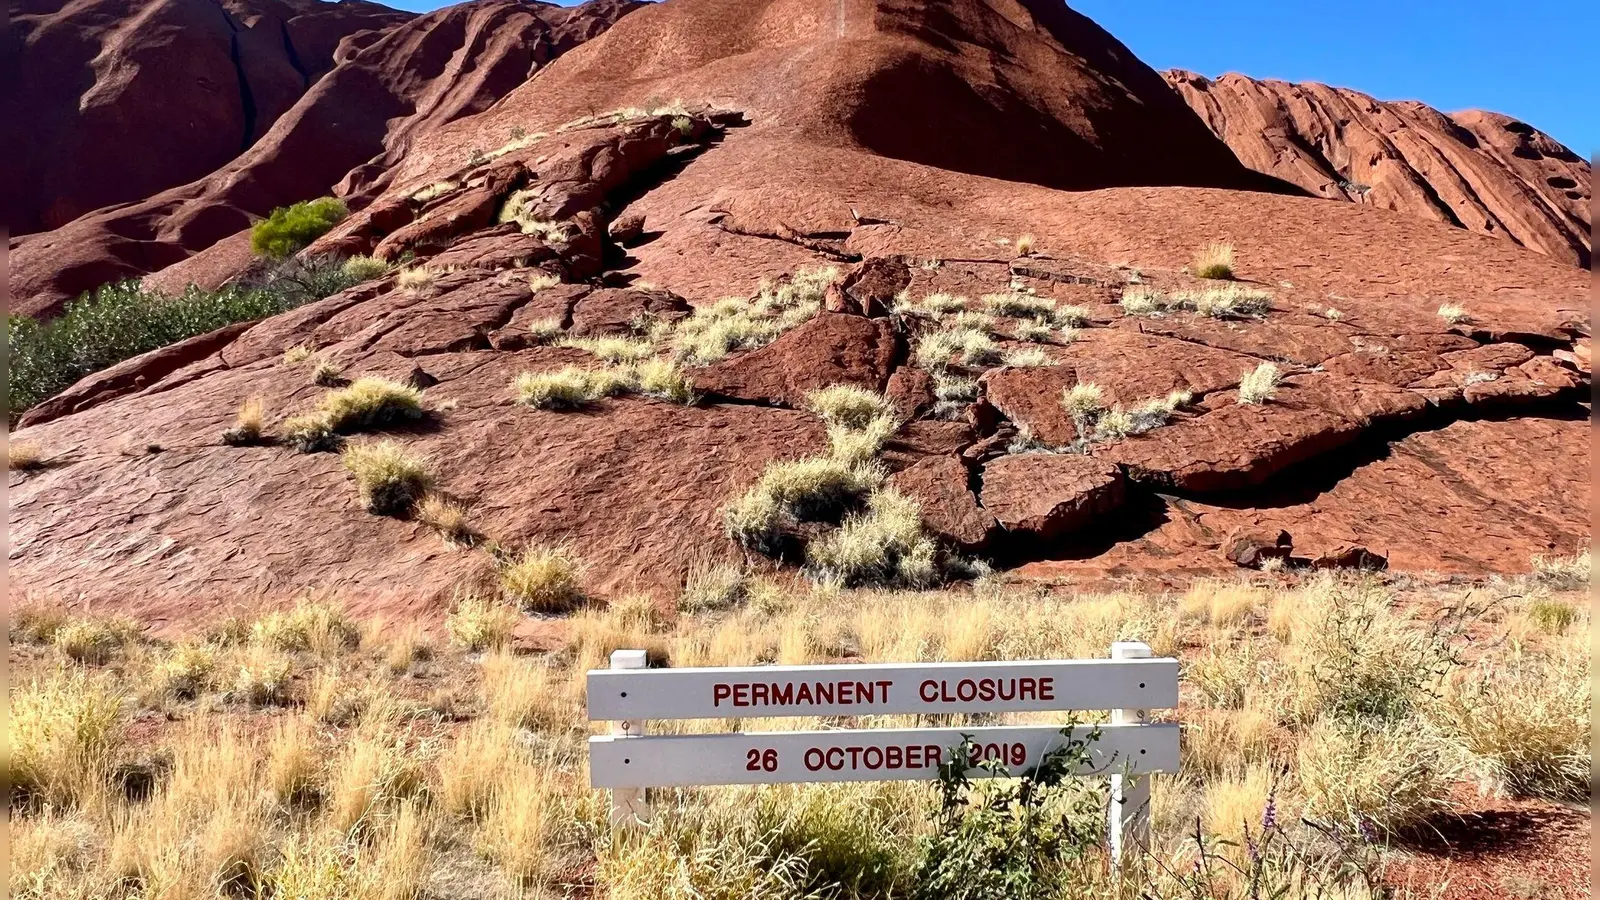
<box><xmin>3</xmin><ymin>0</ymin><xmax>414</xmax><ymax>238</ymax></box>
<box><xmin>1166</xmin><ymin>70</ymin><xmax>1592</xmax><ymax>268</ymax></box>
<box><xmin>6</xmin><ymin>0</ymin><xmax>1591</xmax><ymax>618</ymax></box>
<box><xmin>8</xmin><ymin>0</ymin><xmax>645</xmax><ymax>317</ymax></box>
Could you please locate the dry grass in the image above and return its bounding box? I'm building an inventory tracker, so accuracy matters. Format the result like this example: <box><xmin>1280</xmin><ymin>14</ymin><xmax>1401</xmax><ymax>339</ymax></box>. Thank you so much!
<box><xmin>723</xmin><ymin>457</ymin><xmax>880</xmax><ymax>555</ymax></box>
<box><xmin>1192</xmin><ymin>242</ymin><xmax>1236</xmax><ymax>279</ymax></box>
<box><xmin>341</xmin><ymin>440</ymin><xmax>433</xmax><ymax>516</ymax></box>
<box><xmin>222</xmin><ymin>396</ymin><xmax>266</xmax><ymax>445</ymax></box>
<box><xmin>500</xmin><ymin>545</ymin><xmax>584</xmax><ymax>612</ymax></box>
<box><xmin>397</xmin><ymin>266</ymin><xmax>436</xmax><ymax>293</ymax></box>
<box><xmin>1437</xmin><ymin>303</ymin><xmax>1470</xmax><ymax>325</ymax></box>
<box><xmin>341</xmin><ymin>255</ymin><xmax>390</xmax><ymax>281</ymax></box>
<box><xmin>9</xmin><ymin>573</ymin><xmax>1584</xmax><ymax>899</ymax></box>
<box><xmin>513</xmin><ymin>366</ymin><xmax>637</xmax><ymax>409</ymax></box>
<box><xmin>416</xmin><ymin>492</ymin><xmax>473</xmax><ymax>544</ymax></box>
<box><xmin>251</xmin><ymin>599</ymin><xmax>361</xmax><ymax>655</ymax></box>
<box><xmin>10</xmin><ymin>440</ymin><xmax>45</xmax><ymax>470</ymax></box>
<box><xmin>673</xmin><ymin>267</ymin><xmax>838</xmax><ymax>365</ymax></box>
<box><xmin>805</xmin><ymin>489</ymin><xmax>939</xmax><ymax>588</ymax></box>
<box><xmin>445</xmin><ymin>593</ymin><xmax>520</xmax><ymax>651</ymax></box>
<box><xmin>312</xmin><ymin>358</ymin><xmax>344</xmax><ymax>387</ymax></box>
<box><xmin>564</xmin><ymin>335</ymin><xmax>657</xmax><ymax>364</ymax></box>
<box><xmin>282</xmin><ymin>344</ymin><xmax>315</xmax><ymax>365</ymax></box>
<box><xmin>1002</xmin><ymin>346</ymin><xmax>1054</xmax><ymax>368</ymax></box>
<box><xmin>52</xmin><ymin>616</ymin><xmax>141</xmax><ymax>664</ymax></box>
<box><xmin>1531</xmin><ymin>548</ymin><xmax>1589</xmax><ymax>590</ymax></box>
<box><xmin>1237</xmin><ymin>362</ymin><xmax>1281</xmax><ymax>405</ymax></box>
<box><xmin>806</xmin><ymin>384</ymin><xmax>894</xmax><ymax>430</ymax></box>
<box><xmin>285</xmin><ymin>377</ymin><xmax>425</xmax><ymax>451</ymax></box>
<box><xmin>1014</xmin><ymin>234</ymin><xmax>1035</xmax><ymax>256</ymax></box>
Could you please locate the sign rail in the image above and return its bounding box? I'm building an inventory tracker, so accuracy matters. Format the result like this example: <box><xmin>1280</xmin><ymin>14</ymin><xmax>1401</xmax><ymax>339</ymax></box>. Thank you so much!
<box><xmin>586</xmin><ymin>642</ymin><xmax>1179</xmax><ymax>863</ymax></box>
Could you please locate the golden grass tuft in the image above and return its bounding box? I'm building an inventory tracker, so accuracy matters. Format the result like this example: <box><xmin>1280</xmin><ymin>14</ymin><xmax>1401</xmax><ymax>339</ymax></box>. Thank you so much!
<box><xmin>563</xmin><ymin>335</ymin><xmax>657</xmax><ymax>364</ymax></box>
<box><xmin>10</xmin><ymin>668</ymin><xmax>126</xmax><ymax>810</ymax></box>
<box><xmin>805</xmin><ymin>384</ymin><xmax>894</xmax><ymax>430</ymax></box>
<box><xmin>10</xmin><ymin>440</ymin><xmax>45</xmax><ymax>470</ymax></box>
<box><xmin>222</xmin><ymin>396</ymin><xmax>266</xmax><ymax>445</ymax></box>
<box><xmin>445</xmin><ymin>593</ymin><xmax>520</xmax><ymax>651</ymax></box>
<box><xmin>416</xmin><ymin>492</ymin><xmax>473</xmax><ymax>545</ymax></box>
<box><xmin>500</xmin><ymin>545</ymin><xmax>584</xmax><ymax>612</ymax></box>
<box><xmin>341</xmin><ymin>439</ymin><xmax>433</xmax><ymax>516</ymax></box>
<box><xmin>1014</xmin><ymin>233</ymin><xmax>1035</xmax><ymax>256</ymax></box>
<box><xmin>1237</xmin><ymin>362</ymin><xmax>1281</xmax><ymax>405</ymax></box>
<box><xmin>480</xmin><ymin>651</ymin><xmax>568</xmax><ymax>730</ymax></box>
<box><xmin>396</xmin><ymin>266</ymin><xmax>435</xmax><ymax>293</ymax></box>
<box><xmin>1192</xmin><ymin>242</ymin><xmax>1236</xmax><ymax>279</ymax></box>
<box><xmin>341</xmin><ymin>254</ymin><xmax>391</xmax><ymax>281</ymax></box>
<box><xmin>282</xmin><ymin>344</ymin><xmax>315</xmax><ymax>364</ymax></box>
<box><xmin>1001</xmin><ymin>346</ymin><xmax>1054</xmax><ymax>368</ymax></box>
<box><xmin>251</xmin><ymin>599</ymin><xmax>361</xmax><ymax>654</ymax></box>
<box><xmin>232</xmin><ymin>644</ymin><xmax>295</xmax><ymax>706</ymax></box>
<box><xmin>805</xmin><ymin>489</ymin><xmax>939</xmax><ymax>588</ymax></box>
<box><xmin>1296</xmin><ymin>716</ymin><xmax>1457</xmax><ymax>836</ymax></box>
<box><xmin>53</xmin><ymin>615</ymin><xmax>141</xmax><ymax>665</ymax></box>
<box><xmin>1437</xmin><ymin>303</ymin><xmax>1470</xmax><ymax>325</ymax></box>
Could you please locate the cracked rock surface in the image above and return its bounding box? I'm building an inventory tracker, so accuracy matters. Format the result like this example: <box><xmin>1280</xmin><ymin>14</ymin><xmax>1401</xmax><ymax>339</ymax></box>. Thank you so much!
<box><xmin>7</xmin><ymin>0</ymin><xmax>1591</xmax><ymax>617</ymax></box>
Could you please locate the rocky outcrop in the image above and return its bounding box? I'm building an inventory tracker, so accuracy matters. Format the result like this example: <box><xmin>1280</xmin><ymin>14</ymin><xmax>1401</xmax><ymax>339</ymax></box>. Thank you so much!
<box><xmin>9</xmin><ymin>0</ymin><xmax>645</xmax><ymax>317</ymax></box>
<box><xmin>6</xmin><ymin>0</ymin><xmax>1591</xmax><ymax>618</ymax></box>
<box><xmin>1166</xmin><ymin>70</ymin><xmax>1591</xmax><ymax>268</ymax></box>
<box><xmin>3</xmin><ymin>0</ymin><xmax>413</xmax><ymax>238</ymax></box>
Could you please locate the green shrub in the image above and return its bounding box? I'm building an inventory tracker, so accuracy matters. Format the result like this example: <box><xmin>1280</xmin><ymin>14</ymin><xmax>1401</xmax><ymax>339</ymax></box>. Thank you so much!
<box><xmin>341</xmin><ymin>255</ymin><xmax>390</xmax><ymax>281</ymax></box>
<box><xmin>7</xmin><ymin>259</ymin><xmax>358</xmax><ymax>421</ymax></box>
<box><xmin>251</xmin><ymin>197</ymin><xmax>349</xmax><ymax>259</ymax></box>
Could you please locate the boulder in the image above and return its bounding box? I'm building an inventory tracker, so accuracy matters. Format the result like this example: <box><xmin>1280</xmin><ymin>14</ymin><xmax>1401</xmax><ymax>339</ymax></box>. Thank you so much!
<box><xmin>569</xmin><ymin>288</ymin><xmax>693</xmax><ymax>337</ymax></box>
<box><xmin>693</xmin><ymin>313</ymin><xmax>900</xmax><ymax>407</ymax></box>
<box><xmin>888</xmin><ymin>455</ymin><xmax>994</xmax><ymax>552</ymax></box>
<box><xmin>979</xmin><ymin>453</ymin><xmax>1125</xmax><ymax>540</ymax></box>
<box><xmin>1311</xmin><ymin>545</ymin><xmax>1388</xmax><ymax>571</ymax></box>
<box><xmin>1221</xmin><ymin>528</ymin><xmax>1293</xmax><ymax>568</ymax></box>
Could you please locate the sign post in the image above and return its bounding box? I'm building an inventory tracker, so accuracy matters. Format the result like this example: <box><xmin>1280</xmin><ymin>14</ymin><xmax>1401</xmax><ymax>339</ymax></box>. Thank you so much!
<box><xmin>588</xmin><ymin>642</ymin><xmax>1178</xmax><ymax>861</ymax></box>
<box><xmin>1107</xmin><ymin>641</ymin><xmax>1153</xmax><ymax>863</ymax></box>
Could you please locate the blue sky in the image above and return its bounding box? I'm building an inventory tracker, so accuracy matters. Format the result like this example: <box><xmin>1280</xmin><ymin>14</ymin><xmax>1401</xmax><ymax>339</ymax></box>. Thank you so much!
<box><xmin>384</xmin><ymin>0</ymin><xmax>1593</xmax><ymax>154</ymax></box>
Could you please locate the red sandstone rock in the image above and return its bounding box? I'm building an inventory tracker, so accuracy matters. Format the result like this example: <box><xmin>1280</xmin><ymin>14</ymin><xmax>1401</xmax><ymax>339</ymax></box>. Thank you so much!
<box><xmin>887</xmin><ymin>455</ymin><xmax>994</xmax><ymax>552</ymax></box>
<box><xmin>1166</xmin><ymin>70</ymin><xmax>1591</xmax><ymax>267</ymax></box>
<box><xmin>693</xmin><ymin>313</ymin><xmax>900</xmax><ymax>408</ymax></box>
<box><xmin>979</xmin><ymin>453</ymin><xmax>1125</xmax><ymax>540</ymax></box>
<box><xmin>1221</xmin><ymin>528</ymin><xmax>1293</xmax><ymax>568</ymax></box>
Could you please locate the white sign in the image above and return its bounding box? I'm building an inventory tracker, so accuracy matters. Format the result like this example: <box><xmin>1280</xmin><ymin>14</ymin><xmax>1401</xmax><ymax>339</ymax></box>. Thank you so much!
<box><xmin>587</xmin><ymin>657</ymin><xmax>1177</xmax><ymax>721</ymax></box>
<box><xmin>589</xmin><ymin>723</ymin><xmax>1179</xmax><ymax>788</ymax></box>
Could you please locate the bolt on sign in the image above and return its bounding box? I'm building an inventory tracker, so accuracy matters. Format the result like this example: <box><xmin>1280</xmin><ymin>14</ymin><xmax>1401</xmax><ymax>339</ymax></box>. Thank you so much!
<box><xmin>588</xmin><ymin>641</ymin><xmax>1179</xmax><ymax>861</ymax></box>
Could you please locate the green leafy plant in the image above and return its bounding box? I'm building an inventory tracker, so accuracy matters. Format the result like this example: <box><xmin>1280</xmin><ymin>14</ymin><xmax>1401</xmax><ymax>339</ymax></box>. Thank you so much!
<box><xmin>250</xmin><ymin>197</ymin><xmax>349</xmax><ymax>259</ymax></box>
<box><xmin>915</xmin><ymin>728</ymin><xmax>1105</xmax><ymax>900</ymax></box>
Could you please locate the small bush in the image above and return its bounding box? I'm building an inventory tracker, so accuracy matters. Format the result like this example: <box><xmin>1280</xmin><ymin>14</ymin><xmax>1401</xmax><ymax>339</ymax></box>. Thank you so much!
<box><xmin>1192</xmin><ymin>242</ymin><xmax>1235</xmax><ymax>279</ymax></box>
<box><xmin>251</xmin><ymin>197</ymin><xmax>349</xmax><ymax>259</ymax></box>
<box><xmin>724</xmin><ymin>457</ymin><xmax>880</xmax><ymax>555</ymax></box>
<box><xmin>1119</xmin><ymin>286</ymin><xmax>1168</xmax><ymax>317</ymax></box>
<box><xmin>1531</xmin><ymin>549</ymin><xmax>1589</xmax><ymax>590</ymax></box>
<box><xmin>934</xmin><ymin>374</ymin><xmax>979</xmax><ymax>404</ymax></box>
<box><xmin>1011</xmin><ymin>320</ymin><xmax>1053</xmax><ymax>342</ymax></box>
<box><xmin>826</xmin><ymin>413</ymin><xmax>900</xmax><ymax>465</ymax></box>
<box><xmin>155</xmin><ymin>642</ymin><xmax>220</xmax><ymax>700</ymax></box>
<box><xmin>523</xmin><ymin>317</ymin><xmax>564</xmax><ymax>346</ymax></box>
<box><xmin>1436</xmin><ymin>643</ymin><xmax>1588</xmax><ymax>801</ymax></box>
<box><xmin>11</xmin><ymin>600</ymin><xmax>67</xmax><ymax>643</ymax></box>
<box><xmin>565</xmin><ymin>336</ymin><xmax>656</xmax><ymax>364</ymax></box>
<box><xmin>1060</xmin><ymin>382</ymin><xmax>1105</xmax><ymax>425</ymax></box>
<box><xmin>916</xmin><ymin>328</ymin><xmax>999</xmax><ymax>371</ymax></box>
<box><xmin>981</xmin><ymin>293</ymin><xmax>1055</xmax><ymax>321</ymax></box>
<box><xmin>528</xmin><ymin>271</ymin><xmax>562</xmax><ymax>293</ymax></box>
<box><xmin>9</xmin><ymin>268</ymin><xmax>355</xmax><ymax>421</ymax></box>
<box><xmin>222</xmin><ymin>397</ymin><xmax>266</xmax><ymax>446</ymax></box>
<box><xmin>341</xmin><ymin>440</ymin><xmax>433</xmax><ymax>516</ymax></box>
<box><xmin>513</xmin><ymin>366</ymin><xmax>635</xmax><ymax>409</ymax></box>
<box><xmin>232</xmin><ymin>646</ymin><xmax>295</xmax><ymax>706</ymax></box>
<box><xmin>1091</xmin><ymin>405</ymin><xmax>1135</xmax><ymax>441</ymax></box>
<box><xmin>11</xmin><ymin>668</ymin><xmax>126</xmax><ymax>809</ymax></box>
<box><xmin>1001</xmin><ymin>346</ymin><xmax>1053</xmax><ymax>368</ymax></box>
<box><xmin>634</xmin><ymin>357</ymin><xmax>696</xmax><ymax>404</ymax></box>
<box><xmin>287</xmin><ymin>377</ymin><xmax>425</xmax><ymax>450</ymax></box>
<box><xmin>1053</xmin><ymin>305</ymin><xmax>1091</xmax><ymax>327</ymax></box>
<box><xmin>1179</xmin><ymin>284</ymin><xmax>1272</xmax><ymax>318</ymax></box>
<box><xmin>500</xmin><ymin>546</ymin><xmax>583</xmax><ymax>612</ymax></box>
<box><xmin>1525</xmin><ymin>597</ymin><xmax>1577</xmax><ymax>634</ymax></box>
<box><xmin>1437</xmin><ymin>303</ymin><xmax>1470</xmax><ymax>325</ymax></box>
<box><xmin>283</xmin><ymin>344</ymin><xmax>313</xmax><ymax>364</ymax></box>
<box><xmin>341</xmin><ymin>255</ymin><xmax>390</xmax><ymax>282</ymax></box>
<box><xmin>312</xmin><ymin>359</ymin><xmax>344</xmax><ymax>386</ymax></box>
<box><xmin>1014</xmin><ymin>234</ymin><xmax>1035</xmax><ymax>256</ymax></box>
<box><xmin>53</xmin><ymin>616</ymin><xmax>140</xmax><ymax>665</ymax></box>
<box><xmin>806</xmin><ymin>385</ymin><xmax>893</xmax><ymax>430</ymax></box>
<box><xmin>445</xmin><ymin>594</ymin><xmax>520</xmax><ymax>651</ymax></box>
<box><xmin>679</xmin><ymin>553</ymin><xmax>750</xmax><ymax>613</ymax></box>
<box><xmin>1296</xmin><ymin>717</ymin><xmax>1456</xmax><ymax>836</ymax></box>
<box><xmin>9</xmin><ymin>441</ymin><xmax>44</xmax><ymax>470</ymax></box>
<box><xmin>806</xmin><ymin>489</ymin><xmax>939</xmax><ymax>588</ymax></box>
<box><xmin>251</xmin><ymin>600</ymin><xmax>361</xmax><ymax>654</ymax></box>
<box><xmin>1237</xmin><ymin>362</ymin><xmax>1281</xmax><ymax>405</ymax></box>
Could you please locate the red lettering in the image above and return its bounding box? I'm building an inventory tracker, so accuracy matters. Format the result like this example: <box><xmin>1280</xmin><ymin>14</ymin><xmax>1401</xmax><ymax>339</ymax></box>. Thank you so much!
<box><xmin>940</xmin><ymin>680</ymin><xmax>954</xmax><ymax>703</ymax></box>
<box><xmin>1039</xmin><ymin>678</ymin><xmax>1055</xmax><ymax>701</ymax></box>
<box><xmin>805</xmin><ymin>748</ymin><xmax>823</xmax><ymax>771</ymax></box>
<box><xmin>998</xmin><ymin>678</ymin><xmax>1017</xmax><ymax>701</ymax></box>
<box><xmin>796</xmin><ymin>682</ymin><xmax>813</xmax><ymax>704</ymax></box>
<box><xmin>864</xmin><ymin>747</ymin><xmax>883</xmax><ymax>769</ymax></box>
<box><xmin>958</xmin><ymin>679</ymin><xmax>977</xmax><ymax>702</ymax></box>
<box><xmin>925</xmin><ymin>744</ymin><xmax>942</xmax><ymax>767</ymax></box>
<box><xmin>713</xmin><ymin>684</ymin><xmax>731</xmax><ymax>707</ymax></box>
<box><xmin>733</xmin><ymin>684</ymin><xmax>750</xmax><ymax>706</ymax></box>
<box><xmin>886</xmin><ymin>745</ymin><xmax>902</xmax><ymax>769</ymax></box>
<box><xmin>846</xmin><ymin>746</ymin><xmax>863</xmax><ymax>769</ymax></box>
<box><xmin>816</xmin><ymin>682</ymin><xmax>834</xmax><ymax>704</ymax></box>
<box><xmin>978</xmin><ymin>678</ymin><xmax>996</xmax><ymax>702</ymax></box>
<box><xmin>826</xmin><ymin>747</ymin><xmax>844</xmax><ymax>770</ymax></box>
<box><xmin>772</xmin><ymin>682</ymin><xmax>794</xmax><ymax>705</ymax></box>
<box><xmin>920</xmin><ymin>680</ymin><xmax>937</xmax><ymax>702</ymax></box>
<box><xmin>837</xmin><ymin>681</ymin><xmax>853</xmax><ymax>704</ymax></box>
<box><xmin>878</xmin><ymin>680</ymin><xmax>893</xmax><ymax>702</ymax></box>
<box><xmin>1019</xmin><ymin>677</ymin><xmax>1036</xmax><ymax>701</ymax></box>
<box><xmin>752</xmin><ymin>683</ymin><xmax>768</xmax><ymax>705</ymax></box>
<box><xmin>854</xmin><ymin>680</ymin><xmax>874</xmax><ymax>703</ymax></box>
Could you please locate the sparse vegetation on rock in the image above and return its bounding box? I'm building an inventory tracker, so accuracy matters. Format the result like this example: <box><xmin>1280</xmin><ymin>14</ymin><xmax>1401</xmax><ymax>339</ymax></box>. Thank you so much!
<box><xmin>1192</xmin><ymin>241</ymin><xmax>1236</xmax><ymax>279</ymax></box>
<box><xmin>341</xmin><ymin>440</ymin><xmax>433</xmax><ymax>516</ymax></box>
<box><xmin>499</xmin><ymin>546</ymin><xmax>583</xmax><ymax>612</ymax></box>
<box><xmin>1438</xmin><ymin>303</ymin><xmax>1471</xmax><ymax>325</ymax></box>
<box><xmin>673</xmin><ymin>267</ymin><xmax>838</xmax><ymax>364</ymax></box>
<box><xmin>9</xmin><ymin>441</ymin><xmax>45</xmax><ymax>470</ymax></box>
<box><xmin>1238</xmin><ymin>362</ymin><xmax>1282</xmax><ymax>405</ymax></box>
<box><xmin>283</xmin><ymin>377</ymin><xmax>426</xmax><ymax>452</ymax></box>
<box><xmin>222</xmin><ymin>397</ymin><xmax>266</xmax><ymax>446</ymax></box>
